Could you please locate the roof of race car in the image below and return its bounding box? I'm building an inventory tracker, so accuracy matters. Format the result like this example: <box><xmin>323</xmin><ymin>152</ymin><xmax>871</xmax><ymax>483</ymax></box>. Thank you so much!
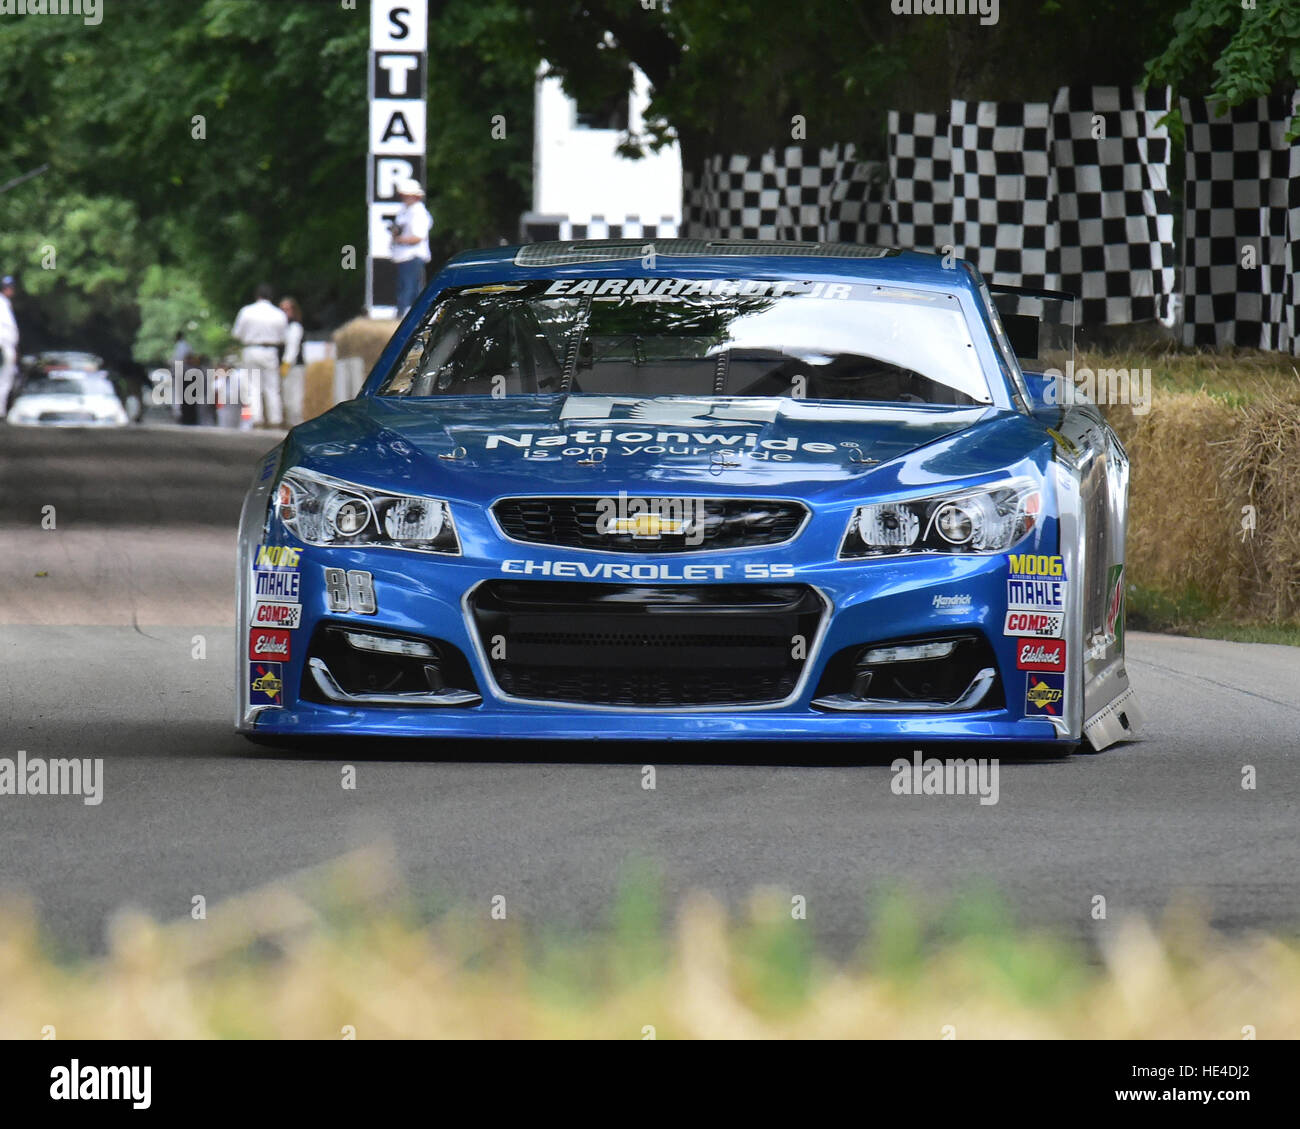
<box><xmin>438</xmin><ymin>239</ymin><xmax>978</xmax><ymax>291</ymax></box>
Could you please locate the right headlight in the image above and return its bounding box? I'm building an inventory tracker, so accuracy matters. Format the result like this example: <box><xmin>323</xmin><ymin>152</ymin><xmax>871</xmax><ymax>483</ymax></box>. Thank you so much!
<box><xmin>840</xmin><ymin>479</ymin><xmax>1040</xmax><ymax>558</ymax></box>
<box><xmin>273</xmin><ymin>466</ymin><xmax>460</xmax><ymax>554</ymax></box>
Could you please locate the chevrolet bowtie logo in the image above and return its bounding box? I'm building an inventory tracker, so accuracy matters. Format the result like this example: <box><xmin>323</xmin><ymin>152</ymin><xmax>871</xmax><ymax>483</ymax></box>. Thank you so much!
<box><xmin>607</xmin><ymin>514</ymin><xmax>685</xmax><ymax>538</ymax></box>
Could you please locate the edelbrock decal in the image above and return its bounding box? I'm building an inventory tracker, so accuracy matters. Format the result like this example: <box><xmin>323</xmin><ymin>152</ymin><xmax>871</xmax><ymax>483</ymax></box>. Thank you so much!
<box><xmin>1016</xmin><ymin>638</ymin><xmax>1066</xmax><ymax>672</ymax></box>
<box><xmin>249</xmin><ymin>628</ymin><xmax>292</xmax><ymax>662</ymax></box>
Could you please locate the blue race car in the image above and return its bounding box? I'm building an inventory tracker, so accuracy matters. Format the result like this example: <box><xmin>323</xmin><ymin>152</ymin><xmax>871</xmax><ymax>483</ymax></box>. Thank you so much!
<box><xmin>237</xmin><ymin>239</ymin><xmax>1140</xmax><ymax>749</ymax></box>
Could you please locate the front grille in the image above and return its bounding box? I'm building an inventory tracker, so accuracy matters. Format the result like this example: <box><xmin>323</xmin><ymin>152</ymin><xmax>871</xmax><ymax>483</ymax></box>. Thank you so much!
<box><xmin>493</xmin><ymin>497</ymin><xmax>806</xmax><ymax>553</ymax></box>
<box><xmin>39</xmin><ymin>411</ymin><xmax>95</xmax><ymax>423</ymax></box>
<box><xmin>470</xmin><ymin>581</ymin><xmax>825</xmax><ymax>707</ymax></box>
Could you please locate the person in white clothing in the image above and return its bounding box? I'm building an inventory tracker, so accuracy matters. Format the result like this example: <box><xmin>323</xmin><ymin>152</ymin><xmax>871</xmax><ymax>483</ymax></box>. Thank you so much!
<box><xmin>231</xmin><ymin>283</ymin><xmax>288</xmax><ymax>426</ymax></box>
<box><xmin>279</xmin><ymin>296</ymin><xmax>306</xmax><ymax>427</ymax></box>
<box><xmin>390</xmin><ymin>177</ymin><xmax>432</xmax><ymax>316</ymax></box>
<box><xmin>0</xmin><ymin>276</ymin><xmax>20</xmax><ymax>420</ymax></box>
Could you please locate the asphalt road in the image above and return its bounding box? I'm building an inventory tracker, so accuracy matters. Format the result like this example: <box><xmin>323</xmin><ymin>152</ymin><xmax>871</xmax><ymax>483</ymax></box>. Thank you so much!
<box><xmin>1</xmin><ymin>423</ymin><xmax>1297</xmax><ymax>956</ymax></box>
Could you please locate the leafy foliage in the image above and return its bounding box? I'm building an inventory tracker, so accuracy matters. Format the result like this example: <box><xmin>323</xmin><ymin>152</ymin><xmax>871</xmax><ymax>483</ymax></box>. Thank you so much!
<box><xmin>1147</xmin><ymin>0</ymin><xmax>1300</xmax><ymax>138</ymax></box>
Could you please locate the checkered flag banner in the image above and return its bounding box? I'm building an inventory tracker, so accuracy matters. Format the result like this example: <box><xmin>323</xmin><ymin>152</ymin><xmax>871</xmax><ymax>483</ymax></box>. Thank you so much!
<box><xmin>948</xmin><ymin>99</ymin><xmax>1057</xmax><ymax>288</ymax></box>
<box><xmin>887</xmin><ymin>110</ymin><xmax>953</xmax><ymax>254</ymax></box>
<box><xmin>1181</xmin><ymin>94</ymin><xmax>1297</xmax><ymax>351</ymax></box>
<box><xmin>1291</xmin><ymin>114</ymin><xmax>1300</xmax><ymax>355</ymax></box>
<box><xmin>1052</xmin><ymin>86</ymin><xmax>1176</xmax><ymax>325</ymax></box>
<box><xmin>682</xmin><ymin>144</ymin><xmax>889</xmax><ymax>244</ymax></box>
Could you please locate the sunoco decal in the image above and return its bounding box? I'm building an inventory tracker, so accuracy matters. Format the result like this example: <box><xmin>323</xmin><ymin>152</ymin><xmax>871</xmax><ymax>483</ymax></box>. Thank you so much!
<box><xmin>1024</xmin><ymin>672</ymin><xmax>1065</xmax><ymax>717</ymax></box>
<box><xmin>250</xmin><ymin>661</ymin><xmax>284</xmax><ymax>706</ymax></box>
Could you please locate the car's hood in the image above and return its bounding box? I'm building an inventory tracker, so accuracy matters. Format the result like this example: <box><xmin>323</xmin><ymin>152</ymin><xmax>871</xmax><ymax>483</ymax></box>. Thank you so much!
<box><xmin>288</xmin><ymin>395</ymin><xmax>1053</xmax><ymax>501</ymax></box>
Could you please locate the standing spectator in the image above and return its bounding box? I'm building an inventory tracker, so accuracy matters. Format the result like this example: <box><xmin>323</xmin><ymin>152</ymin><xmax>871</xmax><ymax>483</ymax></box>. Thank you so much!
<box><xmin>173</xmin><ymin>330</ymin><xmax>196</xmax><ymax>424</ymax></box>
<box><xmin>231</xmin><ymin>283</ymin><xmax>287</xmax><ymax>427</ymax></box>
<box><xmin>279</xmin><ymin>297</ymin><xmax>306</xmax><ymax>427</ymax></box>
<box><xmin>390</xmin><ymin>177</ymin><xmax>432</xmax><ymax>316</ymax></box>
<box><xmin>0</xmin><ymin>275</ymin><xmax>19</xmax><ymax>420</ymax></box>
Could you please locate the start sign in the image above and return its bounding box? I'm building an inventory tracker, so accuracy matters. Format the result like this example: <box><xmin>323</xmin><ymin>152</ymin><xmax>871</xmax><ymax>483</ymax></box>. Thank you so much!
<box><xmin>367</xmin><ymin>0</ymin><xmax>428</xmax><ymax>315</ymax></box>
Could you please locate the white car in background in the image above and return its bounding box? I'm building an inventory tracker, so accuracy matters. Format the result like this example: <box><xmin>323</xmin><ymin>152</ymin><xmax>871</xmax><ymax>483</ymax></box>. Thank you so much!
<box><xmin>6</xmin><ymin>370</ymin><xmax>129</xmax><ymax>427</ymax></box>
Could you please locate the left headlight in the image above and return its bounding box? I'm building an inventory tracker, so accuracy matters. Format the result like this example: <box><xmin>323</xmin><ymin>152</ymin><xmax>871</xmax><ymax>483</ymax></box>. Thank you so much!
<box><xmin>273</xmin><ymin>466</ymin><xmax>460</xmax><ymax>554</ymax></box>
<box><xmin>840</xmin><ymin>479</ymin><xmax>1040</xmax><ymax>558</ymax></box>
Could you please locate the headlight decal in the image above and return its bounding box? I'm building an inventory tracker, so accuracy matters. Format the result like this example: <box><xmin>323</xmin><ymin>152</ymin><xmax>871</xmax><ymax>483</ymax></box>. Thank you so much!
<box><xmin>275</xmin><ymin>467</ymin><xmax>460</xmax><ymax>554</ymax></box>
<box><xmin>840</xmin><ymin>479</ymin><xmax>1040</xmax><ymax>558</ymax></box>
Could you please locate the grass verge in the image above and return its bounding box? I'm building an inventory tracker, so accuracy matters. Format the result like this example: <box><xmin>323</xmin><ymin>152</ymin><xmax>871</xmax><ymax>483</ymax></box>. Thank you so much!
<box><xmin>2</xmin><ymin>849</ymin><xmax>1297</xmax><ymax>1039</ymax></box>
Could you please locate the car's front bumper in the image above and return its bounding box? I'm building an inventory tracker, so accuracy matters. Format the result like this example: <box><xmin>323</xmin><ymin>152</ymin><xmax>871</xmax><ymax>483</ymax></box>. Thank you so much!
<box><xmin>238</xmin><ymin>532</ymin><xmax>1080</xmax><ymax>744</ymax></box>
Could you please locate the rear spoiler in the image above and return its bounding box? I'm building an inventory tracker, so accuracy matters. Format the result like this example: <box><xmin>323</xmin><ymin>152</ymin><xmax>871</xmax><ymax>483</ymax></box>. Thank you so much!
<box><xmin>988</xmin><ymin>285</ymin><xmax>1076</xmax><ymax>375</ymax></box>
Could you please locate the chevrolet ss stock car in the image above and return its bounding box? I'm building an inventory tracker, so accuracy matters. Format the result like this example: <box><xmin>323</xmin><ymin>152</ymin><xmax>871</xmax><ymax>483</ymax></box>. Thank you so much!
<box><xmin>237</xmin><ymin>239</ymin><xmax>1141</xmax><ymax>750</ymax></box>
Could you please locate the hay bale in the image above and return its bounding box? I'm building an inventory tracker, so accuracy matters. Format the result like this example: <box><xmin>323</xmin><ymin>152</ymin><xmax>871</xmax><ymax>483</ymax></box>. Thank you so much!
<box><xmin>1109</xmin><ymin>392</ymin><xmax>1247</xmax><ymax>611</ymax></box>
<box><xmin>1111</xmin><ymin>383</ymin><xmax>1300</xmax><ymax>624</ymax></box>
<box><xmin>1218</xmin><ymin>385</ymin><xmax>1300</xmax><ymax>621</ymax></box>
<box><xmin>302</xmin><ymin>360</ymin><xmax>335</xmax><ymax>422</ymax></box>
<box><xmin>333</xmin><ymin>317</ymin><xmax>400</xmax><ymax>374</ymax></box>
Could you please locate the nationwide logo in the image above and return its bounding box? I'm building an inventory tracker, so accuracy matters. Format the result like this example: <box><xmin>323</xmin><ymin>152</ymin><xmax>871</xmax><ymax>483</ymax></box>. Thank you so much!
<box><xmin>249</xmin><ymin>628</ymin><xmax>291</xmax><ymax>661</ymax></box>
<box><xmin>1003</xmin><ymin>611</ymin><xmax>1064</xmax><ymax>638</ymax></box>
<box><xmin>1016</xmin><ymin>638</ymin><xmax>1066</xmax><ymax>671</ymax></box>
<box><xmin>1025</xmin><ymin>673</ymin><xmax>1065</xmax><ymax>716</ymax></box>
<box><xmin>252</xmin><ymin>601</ymin><xmax>302</xmax><ymax>628</ymax></box>
<box><xmin>250</xmin><ymin>662</ymin><xmax>284</xmax><ymax>706</ymax></box>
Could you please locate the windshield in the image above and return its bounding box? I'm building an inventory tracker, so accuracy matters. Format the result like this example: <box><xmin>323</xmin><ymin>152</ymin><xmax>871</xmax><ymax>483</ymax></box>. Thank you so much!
<box><xmin>23</xmin><ymin>376</ymin><xmax>115</xmax><ymax>397</ymax></box>
<box><xmin>38</xmin><ymin>353</ymin><xmax>101</xmax><ymax>371</ymax></box>
<box><xmin>377</xmin><ymin>279</ymin><xmax>992</xmax><ymax>407</ymax></box>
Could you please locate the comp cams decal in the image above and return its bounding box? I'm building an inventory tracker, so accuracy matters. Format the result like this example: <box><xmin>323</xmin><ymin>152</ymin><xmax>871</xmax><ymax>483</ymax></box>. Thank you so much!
<box><xmin>251</xmin><ymin>601</ymin><xmax>302</xmax><ymax>629</ymax></box>
<box><xmin>1004</xmin><ymin>611</ymin><xmax>1064</xmax><ymax>638</ymax></box>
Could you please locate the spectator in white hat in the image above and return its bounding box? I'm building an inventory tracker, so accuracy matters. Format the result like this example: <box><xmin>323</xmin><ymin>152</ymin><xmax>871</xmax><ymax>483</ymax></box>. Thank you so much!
<box><xmin>389</xmin><ymin>177</ymin><xmax>432</xmax><ymax>316</ymax></box>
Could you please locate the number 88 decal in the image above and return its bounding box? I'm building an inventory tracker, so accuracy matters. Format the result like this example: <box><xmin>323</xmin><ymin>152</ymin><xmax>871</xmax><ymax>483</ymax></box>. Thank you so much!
<box><xmin>324</xmin><ymin>567</ymin><xmax>377</xmax><ymax>615</ymax></box>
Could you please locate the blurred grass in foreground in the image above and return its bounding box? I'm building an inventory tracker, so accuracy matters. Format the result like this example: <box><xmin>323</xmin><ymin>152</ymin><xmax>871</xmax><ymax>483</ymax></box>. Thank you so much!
<box><xmin>3</xmin><ymin>848</ymin><xmax>1297</xmax><ymax>1039</ymax></box>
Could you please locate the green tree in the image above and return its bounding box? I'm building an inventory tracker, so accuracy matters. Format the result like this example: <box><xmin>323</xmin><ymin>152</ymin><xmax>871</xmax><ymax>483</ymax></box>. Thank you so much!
<box><xmin>1147</xmin><ymin>0</ymin><xmax>1300</xmax><ymax>137</ymax></box>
